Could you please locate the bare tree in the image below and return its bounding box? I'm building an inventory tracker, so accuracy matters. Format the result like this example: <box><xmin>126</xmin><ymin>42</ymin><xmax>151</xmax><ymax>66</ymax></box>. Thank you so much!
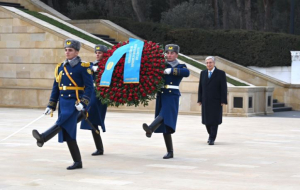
<box><xmin>212</xmin><ymin>0</ymin><xmax>220</xmax><ymax>29</ymax></box>
<box><xmin>169</xmin><ymin>0</ymin><xmax>176</xmax><ymax>9</ymax></box>
<box><xmin>106</xmin><ymin>0</ymin><xmax>114</xmax><ymax>17</ymax></box>
<box><xmin>131</xmin><ymin>0</ymin><xmax>146</xmax><ymax>22</ymax></box>
<box><xmin>263</xmin><ymin>0</ymin><xmax>274</xmax><ymax>31</ymax></box>
<box><xmin>236</xmin><ymin>0</ymin><xmax>243</xmax><ymax>29</ymax></box>
<box><xmin>222</xmin><ymin>0</ymin><xmax>230</xmax><ymax>29</ymax></box>
<box><xmin>245</xmin><ymin>0</ymin><xmax>252</xmax><ymax>30</ymax></box>
<box><xmin>47</xmin><ymin>0</ymin><xmax>53</xmax><ymax>8</ymax></box>
<box><xmin>290</xmin><ymin>0</ymin><xmax>295</xmax><ymax>34</ymax></box>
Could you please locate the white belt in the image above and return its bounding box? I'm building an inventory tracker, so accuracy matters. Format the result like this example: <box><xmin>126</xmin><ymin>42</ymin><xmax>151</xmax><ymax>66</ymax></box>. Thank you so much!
<box><xmin>163</xmin><ymin>85</ymin><xmax>179</xmax><ymax>89</ymax></box>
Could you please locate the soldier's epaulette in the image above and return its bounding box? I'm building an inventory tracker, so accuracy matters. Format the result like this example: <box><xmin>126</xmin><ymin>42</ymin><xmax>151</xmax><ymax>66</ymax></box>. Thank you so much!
<box><xmin>81</xmin><ymin>62</ymin><xmax>90</xmax><ymax>67</ymax></box>
<box><xmin>54</xmin><ymin>62</ymin><xmax>63</xmax><ymax>79</ymax></box>
<box><xmin>57</xmin><ymin>62</ymin><xmax>63</xmax><ymax>67</ymax></box>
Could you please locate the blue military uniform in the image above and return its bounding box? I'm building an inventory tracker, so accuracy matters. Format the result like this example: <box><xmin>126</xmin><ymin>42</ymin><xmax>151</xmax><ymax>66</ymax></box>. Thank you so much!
<box><xmin>155</xmin><ymin>63</ymin><xmax>190</xmax><ymax>134</ymax></box>
<box><xmin>32</xmin><ymin>39</ymin><xmax>94</xmax><ymax>170</ymax></box>
<box><xmin>80</xmin><ymin>60</ymin><xmax>107</xmax><ymax>132</ymax></box>
<box><xmin>48</xmin><ymin>56</ymin><xmax>93</xmax><ymax>142</ymax></box>
<box><xmin>78</xmin><ymin>44</ymin><xmax>108</xmax><ymax>156</ymax></box>
<box><xmin>142</xmin><ymin>44</ymin><xmax>190</xmax><ymax>159</ymax></box>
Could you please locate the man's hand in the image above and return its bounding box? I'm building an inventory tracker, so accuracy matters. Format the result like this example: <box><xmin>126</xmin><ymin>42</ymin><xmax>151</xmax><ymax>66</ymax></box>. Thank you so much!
<box><xmin>44</xmin><ymin>107</ymin><xmax>53</xmax><ymax>115</ymax></box>
<box><xmin>92</xmin><ymin>66</ymin><xmax>98</xmax><ymax>72</ymax></box>
<box><xmin>75</xmin><ymin>103</ymin><xmax>84</xmax><ymax>111</ymax></box>
<box><xmin>198</xmin><ymin>102</ymin><xmax>202</xmax><ymax>106</ymax></box>
<box><xmin>221</xmin><ymin>103</ymin><xmax>225</xmax><ymax>106</ymax></box>
<box><xmin>164</xmin><ymin>68</ymin><xmax>171</xmax><ymax>75</ymax></box>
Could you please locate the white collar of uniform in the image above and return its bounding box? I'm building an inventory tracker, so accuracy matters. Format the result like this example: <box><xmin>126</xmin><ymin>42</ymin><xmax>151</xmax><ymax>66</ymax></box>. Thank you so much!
<box><xmin>208</xmin><ymin>67</ymin><xmax>215</xmax><ymax>73</ymax></box>
<box><xmin>68</xmin><ymin>57</ymin><xmax>77</xmax><ymax>62</ymax></box>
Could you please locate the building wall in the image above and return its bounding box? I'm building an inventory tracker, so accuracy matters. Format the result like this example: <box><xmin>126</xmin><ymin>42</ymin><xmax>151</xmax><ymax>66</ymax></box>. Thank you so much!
<box><xmin>0</xmin><ymin>8</ymin><xmax>94</xmax><ymax>108</ymax></box>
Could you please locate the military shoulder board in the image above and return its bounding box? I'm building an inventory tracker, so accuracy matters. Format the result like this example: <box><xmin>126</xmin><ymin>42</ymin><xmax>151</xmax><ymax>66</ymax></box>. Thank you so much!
<box><xmin>81</xmin><ymin>62</ymin><xmax>90</xmax><ymax>67</ymax></box>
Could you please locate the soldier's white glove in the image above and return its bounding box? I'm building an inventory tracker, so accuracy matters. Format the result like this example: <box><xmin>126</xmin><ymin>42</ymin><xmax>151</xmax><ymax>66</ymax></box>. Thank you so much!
<box><xmin>164</xmin><ymin>68</ymin><xmax>171</xmax><ymax>75</ymax></box>
<box><xmin>44</xmin><ymin>107</ymin><xmax>52</xmax><ymax>115</ymax></box>
<box><xmin>92</xmin><ymin>66</ymin><xmax>98</xmax><ymax>72</ymax></box>
<box><xmin>75</xmin><ymin>103</ymin><xmax>84</xmax><ymax>111</ymax></box>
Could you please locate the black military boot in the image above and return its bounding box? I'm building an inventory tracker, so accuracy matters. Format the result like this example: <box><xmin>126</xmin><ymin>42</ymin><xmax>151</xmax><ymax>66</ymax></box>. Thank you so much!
<box><xmin>163</xmin><ymin>134</ymin><xmax>174</xmax><ymax>159</ymax></box>
<box><xmin>67</xmin><ymin>140</ymin><xmax>82</xmax><ymax>170</ymax></box>
<box><xmin>91</xmin><ymin>130</ymin><xmax>104</xmax><ymax>156</ymax></box>
<box><xmin>32</xmin><ymin>124</ymin><xmax>61</xmax><ymax>147</ymax></box>
<box><xmin>143</xmin><ymin>116</ymin><xmax>163</xmax><ymax>138</ymax></box>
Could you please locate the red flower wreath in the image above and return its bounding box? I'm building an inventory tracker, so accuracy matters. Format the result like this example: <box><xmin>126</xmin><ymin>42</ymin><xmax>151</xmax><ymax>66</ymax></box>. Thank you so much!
<box><xmin>94</xmin><ymin>40</ymin><xmax>166</xmax><ymax>107</ymax></box>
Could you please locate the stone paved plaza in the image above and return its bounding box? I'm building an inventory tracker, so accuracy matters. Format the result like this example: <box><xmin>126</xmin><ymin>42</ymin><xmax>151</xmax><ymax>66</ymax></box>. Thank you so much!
<box><xmin>0</xmin><ymin>108</ymin><xmax>300</xmax><ymax>190</ymax></box>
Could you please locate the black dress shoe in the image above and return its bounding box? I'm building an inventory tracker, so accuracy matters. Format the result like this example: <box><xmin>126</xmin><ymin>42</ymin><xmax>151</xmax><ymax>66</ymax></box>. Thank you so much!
<box><xmin>91</xmin><ymin>150</ymin><xmax>104</xmax><ymax>156</ymax></box>
<box><xmin>209</xmin><ymin>141</ymin><xmax>214</xmax><ymax>145</ymax></box>
<box><xmin>207</xmin><ymin>138</ymin><xmax>210</xmax><ymax>143</ymax></box>
<box><xmin>163</xmin><ymin>152</ymin><xmax>173</xmax><ymax>159</ymax></box>
<box><xmin>67</xmin><ymin>161</ymin><xmax>82</xmax><ymax>170</ymax></box>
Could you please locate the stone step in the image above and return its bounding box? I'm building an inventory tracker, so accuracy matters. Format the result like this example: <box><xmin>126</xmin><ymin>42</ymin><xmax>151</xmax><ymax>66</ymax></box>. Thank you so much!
<box><xmin>272</xmin><ymin>99</ymin><xmax>293</xmax><ymax>112</ymax></box>
<box><xmin>273</xmin><ymin>103</ymin><xmax>285</xmax><ymax>108</ymax></box>
<box><xmin>92</xmin><ymin>33</ymin><xmax>119</xmax><ymax>45</ymax></box>
<box><xmin>0</xmin><ymin>2</ymin><xmax>26</xmax><ymax>9</ymax></box>
<box><xmin>273</xmin><ymin>107</ymin><xmax>293</xmax><ymax>112</ymax></box>
<box><xmin>92</xmin><ymin>34</ymin><xmax>109</xmax><ymax>38</ymax></box>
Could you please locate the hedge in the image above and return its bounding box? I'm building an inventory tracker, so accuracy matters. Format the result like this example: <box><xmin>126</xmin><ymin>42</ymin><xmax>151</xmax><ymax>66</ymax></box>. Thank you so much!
<box><xmin>110</xmin><ymin>17</ymin><xmax>300</xmax><ymax>67</ymax></box>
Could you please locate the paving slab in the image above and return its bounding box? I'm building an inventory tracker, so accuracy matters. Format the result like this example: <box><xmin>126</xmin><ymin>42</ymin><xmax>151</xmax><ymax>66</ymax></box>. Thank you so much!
<box><xmin>0</xmin><ymin>108</ymin><xmax>300</xmax><ymax>190</ymax></box>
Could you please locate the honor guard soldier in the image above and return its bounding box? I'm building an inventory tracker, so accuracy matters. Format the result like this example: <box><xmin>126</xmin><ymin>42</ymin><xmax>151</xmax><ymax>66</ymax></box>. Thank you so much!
<box><xmin>32</xmin><ymin>39</ymin><xmax>93</xmax><ymax>170</ymax></box>
<box><xmin>143</xmin><ymin>44</ymin><xmax>190</xmax><ymax>159</ymax></box>
<box><xmin>77</xmin><ymin>44</ymin><xmax>108</xmax><ymax>156</ymax></box>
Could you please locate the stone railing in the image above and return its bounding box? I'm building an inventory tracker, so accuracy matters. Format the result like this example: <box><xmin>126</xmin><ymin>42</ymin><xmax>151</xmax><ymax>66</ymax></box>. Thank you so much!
<box><xmin>68</xmin><ymin>19</ymin><xmax>141</xmax><ymax>43</ymax></box>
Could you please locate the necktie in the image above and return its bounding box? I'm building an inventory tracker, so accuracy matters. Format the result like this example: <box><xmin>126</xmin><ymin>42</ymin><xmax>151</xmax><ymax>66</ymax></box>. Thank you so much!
<box><xmin>208</xmin><ymin>71</ymin><xmax>212</xmax><ymax>79</ymax></box>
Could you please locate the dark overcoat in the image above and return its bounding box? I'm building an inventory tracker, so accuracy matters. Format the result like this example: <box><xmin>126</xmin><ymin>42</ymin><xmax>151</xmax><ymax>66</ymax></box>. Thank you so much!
<box><xmin>80</xmin><ymin>62</ymin><xmax>107</xmax><ymax>132</ymax></box>
<box><xmin>155</xmin><ymin>63</ymin><xmax>190</xmax><ymax>134</ymax></box>
<box><xmin>47</xmin><ymin>58</ymin><xmax>93</xmax><ymax>142</ymax></box>
<box><xmin>198</xmin><ymin>67</ymin><xmax>228</xmax><ymax>125</ymax></box>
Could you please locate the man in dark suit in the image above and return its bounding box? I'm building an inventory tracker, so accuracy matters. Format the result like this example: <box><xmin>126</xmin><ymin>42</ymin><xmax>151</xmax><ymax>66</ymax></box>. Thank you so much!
<box><xmin>198</xmin><ymin>56</ymin><xmax>227</xmax><ymax>145</ymax></box>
